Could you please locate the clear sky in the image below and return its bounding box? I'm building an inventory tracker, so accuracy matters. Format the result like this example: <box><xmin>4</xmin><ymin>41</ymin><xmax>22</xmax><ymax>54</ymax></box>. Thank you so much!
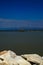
<box><xmin>0</xmin><ymin>0</ymin><xmax>43</xmax><ymax>29</ymax></box>
<box><xmin>0</xmin><ymin>0</ymin><xmax>43</xmax><ymax>20</ymax></box>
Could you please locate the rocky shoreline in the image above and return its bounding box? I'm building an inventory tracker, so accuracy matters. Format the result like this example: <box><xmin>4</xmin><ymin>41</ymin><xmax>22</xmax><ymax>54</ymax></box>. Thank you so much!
<box><xmin>0</xmin><ymin>50</ymin><xmax>43</xmax><ymax>65</ymax></box>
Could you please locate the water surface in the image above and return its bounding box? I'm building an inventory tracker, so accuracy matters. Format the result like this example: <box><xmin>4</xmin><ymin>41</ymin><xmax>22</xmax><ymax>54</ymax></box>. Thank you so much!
<box><xmin>0</xmin><ymin>31</ymin><xmax>43</xmax><ymax>56</ymax></box>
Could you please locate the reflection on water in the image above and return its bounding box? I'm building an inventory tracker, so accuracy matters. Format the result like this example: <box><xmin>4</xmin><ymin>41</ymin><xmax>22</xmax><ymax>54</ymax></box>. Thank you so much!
<box><xmin>0</xmin><ymin>31</ymin><xmax>43</xmax><ymax>56</ymax></box>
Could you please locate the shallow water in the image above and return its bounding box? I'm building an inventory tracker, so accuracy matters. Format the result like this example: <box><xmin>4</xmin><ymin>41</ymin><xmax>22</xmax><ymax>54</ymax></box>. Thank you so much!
<box><xmin>0</xmin><ymin>31</ymin><xmax>43</xmax><ymax>56</ymax></box>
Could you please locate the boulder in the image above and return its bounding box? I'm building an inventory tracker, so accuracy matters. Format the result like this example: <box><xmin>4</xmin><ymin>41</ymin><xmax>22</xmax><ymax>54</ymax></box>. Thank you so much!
<box><xmin>21</xmin><ymin>54</ymin><xmax>42</xmax><ymax>64</ymax></box>
<box><xmin>0</xmin><ymin>50</ymin><xmax>43</xmax><ymax>65</ymax></box>
<box><xmin>0</xmin><ymin>50</ymin><xmax>31</xmax><ymax>65</ymax></box>
<box><xmin>0</xmin><ymin>63</ymin><xmax>8</xmax><ymax>65</ymax></box>
<box><xmin>14</xmin><ymin>56</ymin><xmax>31</xmax><ymax>65</ymax></box>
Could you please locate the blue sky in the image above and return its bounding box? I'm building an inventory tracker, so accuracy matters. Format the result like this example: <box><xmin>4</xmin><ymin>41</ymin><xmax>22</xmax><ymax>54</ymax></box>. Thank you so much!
<box><xmin>0</xmin><ymin>0</ymin><xmax>43</xmax><ymax>20</ymax></box>
<box><xmin>0</xmin><ymin>0</ymin><xmax>43</xmax><ymax>29</ymax></box>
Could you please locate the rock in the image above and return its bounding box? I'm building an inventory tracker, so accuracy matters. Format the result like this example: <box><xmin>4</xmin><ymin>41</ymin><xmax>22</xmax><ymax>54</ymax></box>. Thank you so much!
<box><xmin>0</xmin><ymin>50</ymin><xmax>8</xmax><ymax>55</ymax></box>
<box><xmin>41</xmin><ymin>57</ymin><xmax>43</xmax><ymax>60</ymax></box>
<box><xmin>14</xmin><ymin>56</ymin><xmax>31</xmax><ymax>65</ymax></box>
<box><xmin>0</xmin><ymin>59</ymin><xmax>8</xmax><ymax>65</ymax></box>
<box><xmin>0</xmin><ymin>50</ymin><xmax>17</xmax><ymax>58</ymax></box>
<box><xmin>40</xmin><ymin>57</ymin><xmax>43</xmax><ymax>65</ymax></box>
<box><xmin>0</xmin><ymin>50</ymin><xmax>43</xmax><ymax>65</ymax></box>
<box><xmin>0</xmin><ymin>50</ymin><xmax>18</xmax><ymax>65</ymax></box>
<box><xmin>0</xmin><ymin>50</ymin><xmax>31</xmax><ymax>65</ymax></box>
<box><xmin>0</xmin><ymin>62</ymin><xmax>8</xmax><ymax>65</ymax></box>
<box><xmin>21</xmin><ymin>54</ymin><xmax>42</xmax><ymax>64</ymax></box>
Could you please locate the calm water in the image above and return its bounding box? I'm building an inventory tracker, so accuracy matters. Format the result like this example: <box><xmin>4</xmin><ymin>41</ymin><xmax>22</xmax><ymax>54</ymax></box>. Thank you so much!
<box><xmin>0</xmin><ymin>31</ymin><xmax>43</xmax><ymax>56</ymax></box>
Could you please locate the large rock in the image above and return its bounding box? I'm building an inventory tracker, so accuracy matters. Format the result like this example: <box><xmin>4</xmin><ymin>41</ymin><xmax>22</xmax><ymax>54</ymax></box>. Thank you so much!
<box><xmin>1</xmin><ymin>50</ymin><xmax>17</xmax><ymax>58</ymax></box>
<box><xmin>0</xmin><ymin>59</ymin><xmax>8</xmax><ymax>65</ymax></box>
<box><xmin>0</xmin><ymin>50</ymin><xmax>8</xmax><ymax>55</ymax></box>
<box><xmin>21</xmin><ymin>54</ymin><xmax>42</xmax><ymax>64</ymax></box>
<box><xmin>40</xmin><ymin>57</ymin><xmax>43</xmax><ymax>65</ymax></box>
<box><xmin>14</xmin><ymin>56</ymin><xmax>31</xmax><ymax>65</ymax></box>
<box><xmin>0</xmin><ymin>50</ymin><xmax>43</xmax><ymax>65</ymax></box>
<box><xmin>0</xmin><ymin>50</ymin><xmax>18</xmax><ymax>65</ymax></box>
<box><xmin>0</xmin><ymin>63</ymin><xmax>8</xmax><ymax>65</ymax></box>
<box><xmin>0</xmin><ymin>50</ymin><xmax>31</xmax><ymax>65</ymax></box>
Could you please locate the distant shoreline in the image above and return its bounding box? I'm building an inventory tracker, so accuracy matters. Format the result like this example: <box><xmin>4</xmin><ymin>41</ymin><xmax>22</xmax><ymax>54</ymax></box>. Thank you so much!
<box><xmin>0</xmin><ymin>30</ymin><xmax>43</xmax><ymax>32</ymax></box>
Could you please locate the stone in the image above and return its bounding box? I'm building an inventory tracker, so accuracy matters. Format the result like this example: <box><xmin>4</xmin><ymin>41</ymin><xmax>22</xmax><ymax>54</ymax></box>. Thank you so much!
<box><xmin>0</xmin><ymin>50</ymin><xmax>43</xmax><ymax>65</ymax></box>
<box><xmin>0</xmin><ymin>50</ymin><xmax>18</xmax><ymax>65</ymax></box>
<box><xmin>0</xmin><ymin>63</ymin><xmax>8</xmax><ymax>65</ymax></box>
<box><xmin>0</xmin><ymin>50</ymin><xmax>31</xmax><ymax>65</ymax></box>
<box><xmin>0</xmin><ymin>59</ymin><xmax>8</xmax><ymax>65</ymax></box>
<box><xmin>14</xmin><ymin>56</ymin><xmax>31</xmax><ymax>65</ymax></box>
<box><xmin>21</xmin><ymin>54</ymin><xmax>42</xmax><ymax>64</ymax></box>
<box><xmin>0</xmin><ymin>50</ymin><xmax>8</xmax><ymax>55</ymax></box>
<box><xmin>0</xmin><ymin>50</ymin><xmax>17</xmax><ymax>58</ymax></box>
<box><xmin>40</xmin><ymin>57</ymin><xmax>43</xmax><ymax>65</ymax></box>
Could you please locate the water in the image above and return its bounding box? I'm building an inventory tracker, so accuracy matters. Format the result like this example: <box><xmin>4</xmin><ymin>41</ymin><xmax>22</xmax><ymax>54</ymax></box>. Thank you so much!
<box><xmin>0</xmin><ymin>31</ymin><xmax>43</xmax><ymax>56</ymax></box>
